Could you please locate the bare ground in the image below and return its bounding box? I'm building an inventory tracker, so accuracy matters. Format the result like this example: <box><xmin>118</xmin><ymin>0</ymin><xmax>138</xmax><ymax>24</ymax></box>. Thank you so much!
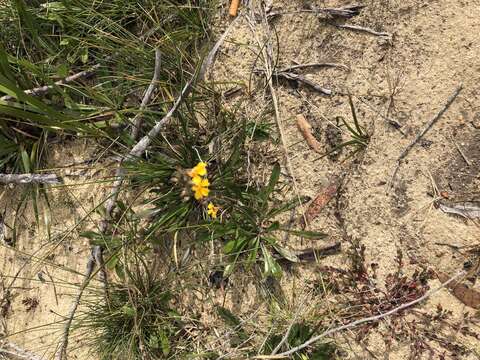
<box><xmin>1</xmin><ymin>0</ymin><xmax>480</xmax><ymax>359</ymax></box>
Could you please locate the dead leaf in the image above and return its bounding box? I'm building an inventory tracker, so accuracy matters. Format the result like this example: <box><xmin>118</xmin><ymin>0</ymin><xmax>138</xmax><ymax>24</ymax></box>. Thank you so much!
<box><xmin>296</xmin><ymin>114</ymin><xmax>322</xmax><ymax>153</ymax></box>
<box><xmin>303</xmin><ymin>182</ymin><xmax>338</xmax><ymax>227</ymax></box>
<box><xmin>437</xmin><ymin>271</ymin><xmax>480</xmax><ymax>309</ymax></box>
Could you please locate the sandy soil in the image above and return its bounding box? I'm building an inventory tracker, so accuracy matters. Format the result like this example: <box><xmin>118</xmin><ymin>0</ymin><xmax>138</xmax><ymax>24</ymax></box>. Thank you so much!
<box><xmin>1</xmin><ymin>0</ymin><xmax>479</xmax><ymax>359</ymax></box>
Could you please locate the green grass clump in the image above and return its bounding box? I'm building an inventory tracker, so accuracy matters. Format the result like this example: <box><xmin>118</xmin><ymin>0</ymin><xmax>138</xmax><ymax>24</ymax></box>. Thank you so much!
<box><xmin>0</xmin><ymin>0</ymin><xmax>212</xmax><ymax>173</ymax></box>
<box><xmin>79</xmin><ymin>254</ymin><xmax>184</xmax><ymax>359</ymax></box>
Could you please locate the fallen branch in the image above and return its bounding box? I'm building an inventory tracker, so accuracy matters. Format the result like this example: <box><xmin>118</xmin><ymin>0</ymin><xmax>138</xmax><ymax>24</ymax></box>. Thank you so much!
<box><xmin>0</xmin><ymin>64</ymin><xmax>101</xmax><ymax>102</ymax></box>
<box><xmin>254</xmin><ymin>270</ymin><xmax>467</xmax><ymax>359</ymax></box>
<box><xmin>296</xmin><ymin>114</ymin><xmax>322</xmax><ymax>153</ymax></box>
<box><xmin>267</xmin><ymin>5</ymin><xmax>365</xmax><ymax>19</ymax></box>
<box><xmin>437</xmin><ymin>200</ymin><xmax>480</xmax><ymax>219</ymax></box>
<box><xmin>0</xmin><ymin>173</ymin><xmax>62</xmax><ymax>185</ymax></box>
<box><xmin>271</xmin><ymin>71</ymin><xmax>332</xmax><ymax>95</ymax></box>
<box><xmin>55</xmin><ymin>20</ymin><xmax>237</xmax><ymax>360</ymax></box>
<box><xmin>390</xmin><ymin>85</ymin><xmax>462</xmax><ymax>187</ymax></box>
<box><xmin>294</xmin><ymin>243</ymin><xmax>341</xmax><ymax>262</ymax></box>
<box><xmin>0</xmin><ymin>342</ymin><xmax>43</xmax><ymax>360</ymax></box>
<box><xmin>336</xmin><ymin>24</ymin><xmax>391</xmax><ymax>38</ymax></box>
<box><xmin>320</xmin><ymin>4</ymin><xmax>365</xmax><ymax>18</ymax></box>
<box><xmin>130</xmin><ymin>48</ymin><xmax>162</xmax><ymax>140</ymax></box>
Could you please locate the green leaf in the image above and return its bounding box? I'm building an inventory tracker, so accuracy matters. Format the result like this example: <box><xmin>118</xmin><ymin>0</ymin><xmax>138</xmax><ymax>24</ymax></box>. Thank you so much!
<box><xmin>263</xmin><ymin>162</ymin><xmax>280</xmax><ymax>200</ymax></box>
<box><xmin>20</xmin><ymin>149</ymin><xmax>30</xmax><ymax>173</ymax></box>
<box><xmin>223</xmin><ymin>263</ymin><xmax>235</xmax><ymax>277</ymax></box>
<box><xmin>261</xmin><ymin>245</ymin><xmax>282</xmax><ymax>278</ymax></box>
<box><xmin>121</xmin><ymin>304</ymin><xmax>135</xmax><ymax>317</ymax></box>
<box><xmin>105</xmin><ymin>253</ymin><xmax>119</xmax><ymax>270</ymax></box>
<box><xmin>115</xmin><ymin>262</ymin><xmax>125</xmax><ymax>280</ymax></box>
<box><xmin>80</xmin><ymin>47</ymin><xmax>88</xmax><ymax>64</ymax></box>
<box><xmin>282</xmin><ymin>229</ymin><xmax>328</xmax><ymax>240</ymax></box>
<box><xmin>273</xmin><ymin>244</ymin><xmax>299</xmax><ymax>262</ymax></box>
<box><xmin>148</xmin><ymin>335</ymin><xmax>159</xmax><ymax>349</ymax></box>
<box><xmin>158</xmin><ymin>329</ymin><xmax>170</xmax><ymax>356</ymax></box>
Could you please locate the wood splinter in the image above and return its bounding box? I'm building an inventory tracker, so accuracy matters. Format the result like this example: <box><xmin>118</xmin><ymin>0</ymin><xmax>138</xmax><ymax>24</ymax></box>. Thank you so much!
<box><xmin>229</xmin><ymin>0</ymin><xmax>240</xmax><ymax>17</ymax></box>
<box><xmin>296</xmin><ymin>114</ymin><xmax>322</xmax><ymax>153</ymax></box>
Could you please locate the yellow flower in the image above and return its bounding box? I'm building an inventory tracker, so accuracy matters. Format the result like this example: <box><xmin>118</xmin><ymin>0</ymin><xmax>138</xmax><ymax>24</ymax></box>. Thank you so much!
<box><xmin>192</xmin><ymin>178</ymin><xmax>210</xmax><ymax>200</ymax></box>
<box><xmin>193</xmin><ymin>186</ymin><xmax>209</xmax><ymax>200</ymax></box>
<box><xmin>207</xmin><ymin>202</ymin><xmax>219</xmax><ymax>219</ymax></box>
<box><xmin>188</xmin><ymin>162</ymin><xmax>207</xmax><ymax>178</ymax></box>
<box><xmin>191</xmin><ymin>175</ymin><xmax>202</xmax><ymax>185</ymax></box>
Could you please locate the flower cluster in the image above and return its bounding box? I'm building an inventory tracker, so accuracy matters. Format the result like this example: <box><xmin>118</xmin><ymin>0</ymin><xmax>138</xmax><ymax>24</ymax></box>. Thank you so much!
<box><xmin>188</xmin><ymin>162</ymin><xmax>209</xmax><ymax>200</ymax></box>
<box><xmin>207</xmin><ymin>202</ymin><xmax>219</xmax><ymax>219</ymax></box>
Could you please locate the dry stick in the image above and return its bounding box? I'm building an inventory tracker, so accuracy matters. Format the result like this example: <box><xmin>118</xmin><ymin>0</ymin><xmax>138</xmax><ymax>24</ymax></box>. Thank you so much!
<box><xmin>130</xmin><ymin>48</ymin><xmax>162</xmax><ymax>140</ymax></box>
<box><xmin>254</xmin><ymin>270</ymin><xmax>467</xmax><ymax>359</ymax></box>
<box><xmin>274</xmin><ymin>71</ymin><xmax>332</xmax><ymax>95</ymax></box>
<box><xmin>451</xmin><ymin>136</ymin><xmax>472</xmax><ymax>166</ymax></box>
<box><xmin>279</xmin><ymin>62</ymin><xmax>349</xmax><ymax>72</ymax></box>
<box><xmin>1</xmin><ymin>342</ymin><xmax>43</xmax><ymax>360</ymax></box>
<box><xmin>271</xmin><ymin>321</ymin><xmax>295</xmax><ymax>355</ymax></box>
<box><xmin>0</xmin><ymin>63</ymin><xmax>101</xmax><ymax>102</ymax></box>
<box><xmin>390</xmin><ymin>85</ymin><xmax>463</xmax><ymax>187</ymax></box>
<box><xmin>336</xmin><ymin>24</ymin><xmax>391</xmax><ymax>38</ymax></box>
<box><xmin>54</xmin><ymin>20</ymin><xmax>238</xmax><ymax>360</ymax></box>
<box><xmin>0</xmin><ymin>173</ymin><xmax>62</xmax><ymax>185</ymax></box>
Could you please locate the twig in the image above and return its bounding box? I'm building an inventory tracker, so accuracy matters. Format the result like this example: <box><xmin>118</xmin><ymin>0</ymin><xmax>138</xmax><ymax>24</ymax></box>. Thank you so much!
<box><xmin>279</xmin><ymin>62</ymin><xmax>349</xmax><ymax>72</ymax></box>
<box><xmin>130</xmin><ymin>49</ymin><xmax>162</xmax><ymax>140</ymax></box>
<box><xmin>55</xmin><ymin>20</ymin><xmax>237</xmax><ymax>360</ymax></box>
<box><xmin>0</xmin><ymin>173</ymin><xmax>62</xmax><ymax>185</ymax></box>
<box><xmin>296</xmin><ymin>114</ymin><xmax>322</xmax><ymax>153</ymax></box>
<box><xmin>254</xmin><ymin>270</ymin><xmax>467</xmax><ymax>359</ymax></box>
<box><xmin>390</xmin><ymin>85</ymin><xmax>462</xmax><ymax>187</ymax></box>
<box><xmin>451</xmin><ymin>137</ymin><xmax>472</xmax><ymax>166</ymax></box>
<box><xmin>55</xmin><ymin>247</ymin><xmax>98</xmax><ymax>360</ymax></box>
<box><xmin>336</xmin><ymin>24</ymin><xmax>391</xmax><ymax>38</ymax></box>
<box><xmin>0</xmin><ymin>64</ymin><xmax>101</xmax><ymax>102</ymax></box>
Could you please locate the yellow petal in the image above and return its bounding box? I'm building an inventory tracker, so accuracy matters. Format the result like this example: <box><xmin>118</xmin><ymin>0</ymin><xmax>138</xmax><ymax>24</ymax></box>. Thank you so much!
<box><xmin>194</xmin><ymin>162</ymin><xmax>207</xmax><ymax>176</ymax></box>
<box><xmin>201</xmin><ymin>187</ymin><xmax>209</xmax><ymax>197</ymax></box>
<box><xmin>194</xmin><ymin>190</ymin><xmax>203</xmax><ymax>200</ymax></box>
<box><xmin>191</xmin><ymin>176</ymin><xmax>202</xmax><ymax>185</ymax></box>
<box><xmin>208</xmin><ymin>203</ymin><xmax>214</xmax><ymax>210</ymax></box>
<box><xmin>201</xmin><ymin>178</ymin><xmax>209</xmax><ymax>187</ymax></box>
